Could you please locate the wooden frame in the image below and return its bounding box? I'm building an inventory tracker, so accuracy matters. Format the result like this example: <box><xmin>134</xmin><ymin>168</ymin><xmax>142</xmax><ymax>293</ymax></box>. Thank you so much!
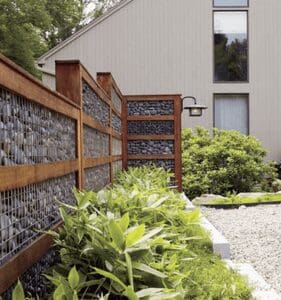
<box><xmin>125</xmin><ymin>95</ymin><xmax>182</xmax><ymax>191</ymax></box>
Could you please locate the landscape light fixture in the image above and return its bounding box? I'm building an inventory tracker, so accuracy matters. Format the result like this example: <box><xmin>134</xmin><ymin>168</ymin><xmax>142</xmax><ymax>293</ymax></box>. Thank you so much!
<box><xmin>181</xmin><ymin>96</ymin><xmax>207</xmax><ymax>117</ymax></box>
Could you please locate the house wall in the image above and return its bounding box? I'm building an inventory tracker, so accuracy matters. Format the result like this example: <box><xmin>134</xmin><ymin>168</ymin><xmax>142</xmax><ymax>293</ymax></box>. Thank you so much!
<box><xmin>40</xmin><ymin>0</ymin><xmax>281</xmax><ymax>161</ymax></box>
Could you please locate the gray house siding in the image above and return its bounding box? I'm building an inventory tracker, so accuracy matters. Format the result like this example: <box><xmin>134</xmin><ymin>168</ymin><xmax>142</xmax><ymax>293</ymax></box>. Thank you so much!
<box><xmin>38</xmin><ymin>0</ymin><xmax>281</xmax><ymax>161</ymax></box>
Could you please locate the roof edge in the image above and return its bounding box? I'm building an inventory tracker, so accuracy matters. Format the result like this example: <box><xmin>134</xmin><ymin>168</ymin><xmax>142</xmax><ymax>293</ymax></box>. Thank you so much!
<box><xmin>37</xmin><ymin>0</ymin><xmax>135</xmax><ymax>65</ymax></box>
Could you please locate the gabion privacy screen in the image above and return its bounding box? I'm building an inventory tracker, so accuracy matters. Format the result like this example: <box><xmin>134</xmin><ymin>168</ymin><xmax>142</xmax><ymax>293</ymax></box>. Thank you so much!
<box><xmin>124</xmin><ymin>96</ymin><xmax>182</xmax><ymax>189</ymax></box>
<box><xmin>0</xmin><ymin>55</ymin><xmax>182</xmax><ymax>296</ymax></box>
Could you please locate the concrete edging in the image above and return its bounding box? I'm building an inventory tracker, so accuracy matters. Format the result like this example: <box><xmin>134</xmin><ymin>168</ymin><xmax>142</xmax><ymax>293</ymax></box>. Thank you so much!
<box><xmin>181</xmin><ymin>193</ymin><xmax>231</xmax><ymax>259</ymax></box>
<box><xmin>225</xmin><ymin>260</ymin><xmax>281</xmax><ymax>300</ymax></box>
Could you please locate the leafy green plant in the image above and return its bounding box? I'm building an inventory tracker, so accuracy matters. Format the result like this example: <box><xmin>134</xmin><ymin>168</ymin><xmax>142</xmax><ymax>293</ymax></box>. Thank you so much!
<box><xmin>43</xmin><ymin>166</ymin><xmax>252</xmax><ymax>299</ymax></box>
<box><xmin>182</xmin><ymin>127</ymin><xmax>277</xmax><ymax>199</ymax></box>
<box><xmin>11</xmin><ymin>167</ymin><xmax>252</xmax><ymax>299</ymax></box>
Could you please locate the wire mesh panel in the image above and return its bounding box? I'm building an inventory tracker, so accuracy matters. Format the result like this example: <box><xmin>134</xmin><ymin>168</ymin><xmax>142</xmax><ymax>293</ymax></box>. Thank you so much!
<box><xmin>0</xmin><ymin>173</ymin><xmax>76</xmax><ymax>267</ymax></box>
<box><xmin>111</xmin><ymin>88</ymin><xmax>122</xmax><ymax>113</ymax></box>
<box><xmin>112</xmin><ymin>138</ymin><xmax>122</xmax><ymax>156</ymax></box>
<box><xmin>128</xmin><ymin>121</ymin><xmax>174</xmax><ymax>135</ymax></box>
<box><xmin>0</xmin><ymin>86</ymin><xmax>76</xmax><ymax>166</ymax></box>
<box><xmin>127</xmin><ymin>100</ymin><xmax>174</xmax><ymax>116</ymax></box>
<box><xmin>112</xmin><ymin>113</ymin><xmax>122</xmax><ymax>134</ymax></box>
<box><xmin>83</xmin><ymin>125</ymin><xmax>109</xmax><ymax>158</ymax></box>
<box><xmin>112</xmin><ymin>160</ymin><xmax>122</xmax><ymax>179</ymax></box>
<box><xmin>84</xmin><ymin>164</ymin><xmax>111</xmax><ymax>191</ymax></box>
<box><xmin>128</xmin><ymin>140</ymin><xmax>174</xmax><ymax>155</ymax></box>
<box><xmin>82</xmin><ymin>81</ymin><xmax>110</xmax><ymax>128</ymax></box>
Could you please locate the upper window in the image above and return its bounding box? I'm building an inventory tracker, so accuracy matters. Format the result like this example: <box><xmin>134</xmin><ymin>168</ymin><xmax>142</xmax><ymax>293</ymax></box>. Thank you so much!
<box><xmin>214</xmin><ymin>11</ymin><xmax>248</xmax><ymax>82</ymax></box>
<box><xmin>214</xmin><ymin>0</ymin><xmax>248</xmax><ymax>7</ymax></box>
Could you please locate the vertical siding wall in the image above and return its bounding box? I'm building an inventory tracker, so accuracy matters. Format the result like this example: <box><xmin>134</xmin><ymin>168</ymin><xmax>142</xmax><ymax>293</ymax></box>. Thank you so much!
<box><xmin>42</xmin><ymin>0</ymin><xmax>281</xmax><ymax>161</ymax></box>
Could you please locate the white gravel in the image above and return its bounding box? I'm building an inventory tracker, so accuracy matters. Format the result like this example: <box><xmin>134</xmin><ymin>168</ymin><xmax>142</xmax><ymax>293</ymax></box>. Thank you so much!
<box><xmin>201</xmin><ymin>204</ymin><xmax>281</xmax><ymax>294</ymax></box>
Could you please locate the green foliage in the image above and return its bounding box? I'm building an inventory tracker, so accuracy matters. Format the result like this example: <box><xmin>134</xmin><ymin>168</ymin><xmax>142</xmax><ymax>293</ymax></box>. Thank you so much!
<box><xmin>42</xmin><ymin>166</ymin><xmax>252</xmax><ymax>299</ymax></box>
<box><xmin>0</xmin><ymin>0</ymin><xmax>120</xmax><ymax>76</ymax></box>
<box><xmin>182</xmin><ymin>127</ymin><xmax>278</xmax><ymax>199</ymax></box>
<box><xmin>12</xmin><ymin>281</ymin><xmax>25</xmax><ymax>300</ymax></box>
<box><xmin>272</xmin><ymin>179</ymin><xmax>281</xmax><ymax>192</ymax></box>
<box><xmin>0</xmin><ymin>0</ymin><xmax>51</xmax><ymax>76</ymax></box>
<box><xmin>194</xmin><ymin>193</ymin><xmax>281</xmax><ymax>207</ymax></box>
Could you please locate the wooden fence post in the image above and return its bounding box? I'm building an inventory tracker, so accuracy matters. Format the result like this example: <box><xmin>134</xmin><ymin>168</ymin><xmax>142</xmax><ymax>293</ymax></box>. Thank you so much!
<box><xmin>55</xmin><ymin>61</ymin><xmax>83</xmax><ymax>190</ymax></box>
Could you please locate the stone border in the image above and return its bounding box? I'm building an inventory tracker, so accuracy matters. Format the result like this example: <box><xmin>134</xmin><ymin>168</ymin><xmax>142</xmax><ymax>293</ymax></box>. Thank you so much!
<box><xmin>225</xmin><ymin>260</ymin><xmax>281</xmax><ymax>300</ymax></box>
<box><xmin>181</xmin><ymin>193</ymin><xmax>231</xmax><ymax>259</ymax></box>
<box><xmin>181</xmin><ymin>194</ymin><xmax>281</xmax><ymax>299</ymax></box>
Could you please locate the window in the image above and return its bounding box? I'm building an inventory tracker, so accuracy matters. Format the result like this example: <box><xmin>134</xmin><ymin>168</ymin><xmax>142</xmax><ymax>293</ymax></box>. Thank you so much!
<box><xmin>214</xmin><ymin>0</ymin><xmax>248</xmax><ymax>7</ymax></box>
<box><xmin>214</xmin><ymin>11</ymin><xmax>248</xmax><ymax>82</ymax></box>
<box><xmin>214</xmin><ymin>94</ymin><xmax>249</xmax><ymax>134</ymax></box>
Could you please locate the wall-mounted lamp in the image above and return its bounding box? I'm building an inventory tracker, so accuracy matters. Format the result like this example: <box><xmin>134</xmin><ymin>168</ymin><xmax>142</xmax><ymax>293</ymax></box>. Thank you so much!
<box><xmin>181</xmin><ymin>96</ymin><xmax>207</xmax><ymax>117</ymax></box>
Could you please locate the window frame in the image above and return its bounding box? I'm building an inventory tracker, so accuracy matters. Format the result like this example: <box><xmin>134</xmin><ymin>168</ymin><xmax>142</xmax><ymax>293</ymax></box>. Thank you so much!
<box><xmin>213</xmin><ymin>93</ymin><xmax>250</xmax><ymax>135</ymax></box>
<box><xmin>213</xmin><ymin>10</ymin><xmax>249</xmax><ymax>83</ymax></box>
<box><xmin>213</xmin><ymin>0</ymin><xmax>249</xmax><ymax>8</ymax></box>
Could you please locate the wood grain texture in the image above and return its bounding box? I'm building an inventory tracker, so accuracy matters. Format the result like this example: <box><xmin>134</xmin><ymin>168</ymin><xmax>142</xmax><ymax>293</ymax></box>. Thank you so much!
<box><xmin>55</xmin><ymin>62</ymin><xmax>82</xmax><ymax>106</ymax></box>
<box><xmin>84</xmin><ymin>157</ymin><xmax>111</xmax><ymax>169</ymax></box>
<box><xmin>0</xmin><ymin>160</ymin><xmax>79</xmax><ymax>192</ymax></box>
<box><xmin>82</xmin><ymin>113</ymin><xmax>111</xmax><ymax>135</ymax></box>
<box><xmin>122</xmin><ymin>96</ymin><xmax>128</xmax><ymax>169</ymax></box>
<box><xmin>173</xmin><ymin>96</ymin><xmax>183</xmax><ymax>192</ymax></box>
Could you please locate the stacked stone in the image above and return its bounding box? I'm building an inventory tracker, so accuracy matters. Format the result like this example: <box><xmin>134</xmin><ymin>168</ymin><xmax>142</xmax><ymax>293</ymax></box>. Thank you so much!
<box><xmin>128</xmin><ymin>159</ymin><xmax>175</xmax><ymax>172</ymax></box>
<box><xmin>128</xmin><ymin>140</ymin><xmax>174</xmax><ymax>155</ymax></box>
<box><xmin>127</xmin><ymin>100</ymin><xmax>174</xmax><ymax>116</ymax></box>
<box><xmin>112</xmin><ymin>113</ymin><xmax>122</xmax><ymax>134</ymax></box>
<box><xmin>83</xmin><ymin>125</ymin><xmax>109</xmax><ymax>158</ymax></box>
<box><xmin>112</xmin><ymin>138</ymin><xmax>122</xmax><ymax>156</ymax></box>
<box><xmin>112</xmin><ymin>160</ymin><xmax>122</xmax><ymax>178</ymax></box>
<box><xmin>128</xmin><ymin>121</ymin><xmax>174</xmax><ymax>135</ymax></box>
<box><xmin>84</xmin><ymin>164</ymin><xmax>110</xmax><ymax>191</ymax></box>
<box><xmin>0</xmin><ymin>87</ymin><xmax>76</xmax><ymax>166</ymax></box>
<box><xmin>82</xmin><ymin>81</ymin><xmax>110</xmax><ymax>127</ymax></box>
<box><xmin>2</xmin><ymin>249</ymin><xmax>60</xmax><ymax>299</ymax></box>
<box><xmin>0</xmin><ymin>173</ymin><xmax>76</xmax><ymax>266</ymax></box>
<box><xmin>111</xmin><ymin>88</ymin><xmax>122</xmax><ymax>113</ymax></box>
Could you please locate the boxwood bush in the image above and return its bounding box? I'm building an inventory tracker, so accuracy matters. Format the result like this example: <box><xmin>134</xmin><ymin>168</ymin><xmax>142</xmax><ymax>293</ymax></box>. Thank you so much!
<box><xmin>182</xmin><ymin>127</ymin><xmax>277</xmax><ymax>199</ymax></box>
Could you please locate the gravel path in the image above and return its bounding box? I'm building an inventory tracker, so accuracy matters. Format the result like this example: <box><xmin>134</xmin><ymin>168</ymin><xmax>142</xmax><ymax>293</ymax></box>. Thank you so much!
<box><xmin>201</xmin><ymin>204</ymin><xmax>281</xmax><ymax>294</ymax></box>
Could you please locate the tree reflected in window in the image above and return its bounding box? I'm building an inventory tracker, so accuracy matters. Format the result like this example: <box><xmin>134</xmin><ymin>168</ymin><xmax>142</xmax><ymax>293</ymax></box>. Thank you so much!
<box><xmin>214</xmin><ymin>12</ymin><xmax>248</xmax><ymax>82</ymax></box>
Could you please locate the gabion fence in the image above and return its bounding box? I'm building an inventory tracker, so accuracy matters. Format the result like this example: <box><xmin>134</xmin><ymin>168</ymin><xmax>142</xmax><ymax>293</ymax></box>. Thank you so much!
<box><xmin>0</xmin><ymin>57</ymin><xmax>124</xmax><ymax>296</ymax></box>
<box><xmin>0</xmin><ymin>56</ymin><xmax>182</xmax><ymax>297</ymax></box>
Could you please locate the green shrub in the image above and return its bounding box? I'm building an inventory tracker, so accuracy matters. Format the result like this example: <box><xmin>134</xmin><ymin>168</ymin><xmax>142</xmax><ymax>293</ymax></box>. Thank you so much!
<box><xmin>182</xmin><ymin>127</ymin><xmax>277</xmax><ymax>199</ymax></box>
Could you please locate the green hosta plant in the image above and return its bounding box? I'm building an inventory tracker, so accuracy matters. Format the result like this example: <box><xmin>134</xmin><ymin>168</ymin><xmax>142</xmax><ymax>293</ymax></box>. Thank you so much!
<box><xmin>41</xmin><ymin>167</ymin><xmax>252</xmax><ymax>299</ymax></box>
<box><xmin>47</xmin><ymin>189</ymin><xmax>188</xmax><ymax>299</ymax></box>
